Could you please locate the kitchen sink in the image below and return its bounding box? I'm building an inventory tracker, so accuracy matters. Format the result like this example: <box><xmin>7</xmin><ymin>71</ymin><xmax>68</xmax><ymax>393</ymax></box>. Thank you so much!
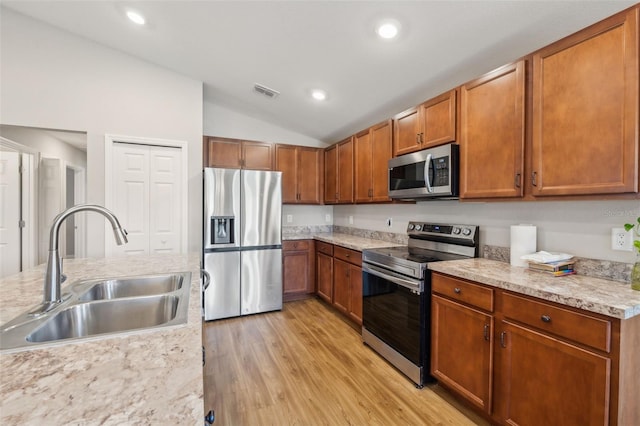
<box><xmin>0</xmin><ymin>271</ymin><xmax>191</xmax><ymax>351</ymax></box>
<box><xmin>77</xmin><ymin>274</ymin><xmax>183</xmax><ymax>301</ymax></box>
<box><xmin>27</xmin><ymin>295</ymin><xmax>179</xmax><ymax>343</ymax></box>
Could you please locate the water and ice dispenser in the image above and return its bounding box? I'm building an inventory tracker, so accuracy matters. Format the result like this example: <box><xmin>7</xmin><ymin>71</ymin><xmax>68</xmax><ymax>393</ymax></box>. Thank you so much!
<box><xmin>211</xmin><ymin>216</ymin><xmax>234</xmax><ymax>245</ymax></box>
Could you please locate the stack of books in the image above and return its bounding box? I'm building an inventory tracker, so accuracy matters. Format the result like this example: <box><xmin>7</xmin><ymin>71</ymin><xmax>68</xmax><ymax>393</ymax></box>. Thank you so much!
<box><xmin>527</xmin><ymin>259</ymin><xmax>575</xmax><ymax>276</ymax></box>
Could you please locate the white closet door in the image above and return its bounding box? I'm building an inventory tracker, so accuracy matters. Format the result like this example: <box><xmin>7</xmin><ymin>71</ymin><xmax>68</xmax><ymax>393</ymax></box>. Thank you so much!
<box><xmin>148</xmin><ymin>146</ymin><xmax>182</xmax><ymax>254</ymax></box>
<box><xmin>0</xmin><ymin>150</ymin><xmax>21</xmax><ymax>278</ymax></box>
<box><xmin>111</xmin><ymin>142</ymin><xmax>183</xmax><ymax>256</ymax></box>
<box><xmin>113</xmin><ymin>143</ymin><xmax>150</xmax><ymax>256</ymax></box>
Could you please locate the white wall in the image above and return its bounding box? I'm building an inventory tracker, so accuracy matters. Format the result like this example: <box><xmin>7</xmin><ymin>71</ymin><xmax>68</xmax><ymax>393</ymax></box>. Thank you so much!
<box><xmin>334</xmin><ymin>200</ymin><xmax>640</xmax><ymax>263</ymax></box>
<box><xmin>0</xmin><ymin>8</ymin><xmax>203</xmax><ymax>257</ymax></box>
<box><xmin>204</xmin><ymin>101</ymin><xmax>327</xmax><ymax>148</ymax></box>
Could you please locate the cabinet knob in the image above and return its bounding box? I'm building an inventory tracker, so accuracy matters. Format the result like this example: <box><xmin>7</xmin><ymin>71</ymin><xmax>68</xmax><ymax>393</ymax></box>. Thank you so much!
<box><xmin>454</xmin><ymin>287</ymin><xmax>461</xmax><ymax>294</ymax></box>
<box><xmin>541</xmin><ymin>315</ymin><xmax>552</xmax><ymax>323</ymax></box>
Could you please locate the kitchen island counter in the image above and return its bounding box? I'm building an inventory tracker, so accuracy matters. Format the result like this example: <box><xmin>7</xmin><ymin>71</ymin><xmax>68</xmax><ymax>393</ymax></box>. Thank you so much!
<box><xmin>0</xmin><ymin>253</ymin><xmax>203</xmax><ymax>425</ymax></box>
<box><xmin>429</xmin><ymin>258</ymin><xmax>640</xmax><ymax>319</ymax></box>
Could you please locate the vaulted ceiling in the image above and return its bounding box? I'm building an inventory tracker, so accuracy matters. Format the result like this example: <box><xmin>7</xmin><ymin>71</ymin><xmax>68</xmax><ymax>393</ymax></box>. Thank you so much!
<box><xmin>2</xmin><ymin>1</ymin><xmax>635</xmax><ymax>143</ymax></box>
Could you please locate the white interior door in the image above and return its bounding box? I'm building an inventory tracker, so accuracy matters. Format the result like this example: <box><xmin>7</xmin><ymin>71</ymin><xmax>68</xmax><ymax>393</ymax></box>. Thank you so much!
<box><xmin>0</xmin><ymin>149</ymin><xmax>21</xmax><ymax>278</ymax></box>
<box><xmin>149</xmin><ymin>146</ymin><xmax>182</xmax><ymax>254</ymax></box>
<box><xmin>112</xmin><ymin>143</ymin><xmax>150</xmax><ymax>256</ymax></box>
<box><xmin>39</xmin><ymin>157</ymin><xmax>63</xmax><ymax>264</ymax></box>
<box><xmin>111</xmin><ymin>142</ymin><xmax>183</xmax><ymax>256</ymax></box>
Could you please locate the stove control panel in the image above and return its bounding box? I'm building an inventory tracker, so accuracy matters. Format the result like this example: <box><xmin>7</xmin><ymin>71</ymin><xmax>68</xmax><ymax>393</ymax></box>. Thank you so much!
<box><xmin>407</xmin><ymin>222</ymin><xmax>477</xmax><ymax>242</ymax></box>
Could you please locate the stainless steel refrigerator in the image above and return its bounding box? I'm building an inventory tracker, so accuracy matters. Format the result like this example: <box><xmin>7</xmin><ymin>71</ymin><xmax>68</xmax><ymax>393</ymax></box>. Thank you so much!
<box><xmin>202</xmin><ymin>168</ymin><xmax>282</xmax><ymax>321</ymax></box>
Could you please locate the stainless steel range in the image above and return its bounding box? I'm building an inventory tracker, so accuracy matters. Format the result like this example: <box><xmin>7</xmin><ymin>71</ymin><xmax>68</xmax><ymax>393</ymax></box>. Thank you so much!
<box><xmin>361</xmin><ymin>222</ymin><xmax>479</xmax><ymax>387</ymax></box>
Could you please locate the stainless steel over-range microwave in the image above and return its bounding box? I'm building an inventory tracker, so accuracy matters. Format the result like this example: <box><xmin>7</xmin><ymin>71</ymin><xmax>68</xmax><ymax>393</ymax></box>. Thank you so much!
<box><xmin>388</xmin><ymin>143</ymin><xmax>459</xmax><ymax>200</ymax></box>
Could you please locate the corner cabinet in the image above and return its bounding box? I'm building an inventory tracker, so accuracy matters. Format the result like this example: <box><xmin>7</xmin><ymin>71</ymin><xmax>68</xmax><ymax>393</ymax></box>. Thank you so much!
<box><xmin>393</xmin><ymin>90</ymin><xmax>457</xmax><ymax>156</ymax></box>
<box><xmin>203</xmin><ymin>136</ymin><xmax>274</xmax><ymax>170</ymax></box>
<box><xmin>531</xmin><ymin>7</ymin><xmax>639</xmax><ymax>196</ymax></box>
<box><xmin>275</xmin><ymin>145</ymin><xmax>322</xmax><ymax>204</ymax></box>
<box><xmin>460</xmin><ymin>61</ymin><xmax>526</xmax><ymax>199</ymax></box>
<box><xmin>354</xmin><ymin>120</ymin><xmax>393</xmax><ymax>203</ymax></box>
<box><xmin>432</xmin><ymin>272</ymin><xmax>640</xmax><ymax>426</ymax></box>
<box><xmin>324</xmin><ymin>138</ymin><xmax>354</xmax><ymax>204</ymax></box>
<box><xmin>282</xmin><ymin>240</ymin><xmax>315</xmax><ymax>302</ymax></box>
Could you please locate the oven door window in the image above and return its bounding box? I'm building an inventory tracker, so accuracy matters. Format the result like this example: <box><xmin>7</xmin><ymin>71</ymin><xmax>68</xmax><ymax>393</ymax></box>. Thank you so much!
<box><xmin>362</xmin><ymin>270</ymin><xmax>425</xmax><ymax>366</ymax></box>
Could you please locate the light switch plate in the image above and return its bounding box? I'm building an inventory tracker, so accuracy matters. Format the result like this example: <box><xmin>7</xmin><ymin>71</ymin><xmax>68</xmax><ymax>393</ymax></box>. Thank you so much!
<box><xmin>286</xmin><ymin>214</ymin><xmax>293</xmax><ymax>224</ymax></box>
<box><xmin>349</xmin><ymin>216</ymin><xmax>353</xmax><ymax>225</ymax></box>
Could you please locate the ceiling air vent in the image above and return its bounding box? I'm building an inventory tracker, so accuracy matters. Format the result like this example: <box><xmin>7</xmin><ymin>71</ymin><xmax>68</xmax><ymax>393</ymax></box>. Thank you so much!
<box><xmin>253</xmin><ymin>83</ymin><xmax>280</xmax><ymax>99</ymax></box>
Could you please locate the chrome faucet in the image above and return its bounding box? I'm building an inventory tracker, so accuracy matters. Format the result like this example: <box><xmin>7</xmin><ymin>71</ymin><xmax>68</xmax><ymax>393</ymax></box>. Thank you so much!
<box><xmin>32</xmin><ymin>204</ymin><xmax>128</xmax><ymax>315</ymax></box>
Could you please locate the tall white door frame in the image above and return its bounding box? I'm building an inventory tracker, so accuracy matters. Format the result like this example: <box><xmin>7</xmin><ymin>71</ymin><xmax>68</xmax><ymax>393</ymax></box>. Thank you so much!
<box><xmin>63</xmin><ymin>162</ymin><xmax>86</xmax><ymax>258</ymax></box>
<box><xmin>104</xmin><ymin>134</ymin><xmax>188</xmax><ymax>256</ymax></box>
<box><xmin>0</xmin><ymin>137</ymin><xmax>39</xmax><ymax>273</ymax></box>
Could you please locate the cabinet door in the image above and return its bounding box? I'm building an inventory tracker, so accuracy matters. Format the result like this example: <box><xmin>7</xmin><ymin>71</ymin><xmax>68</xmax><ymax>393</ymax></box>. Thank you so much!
<box><xmin>297</xmin><ymin>147</ymin><xmax>322</xmax><ymax>204</ymax></box>
<box><xmin>531</xmin><ymin>8</ymin><xmax>639</xmax><ymax>196</ymax></box>
<box><xmin>498</xmin><ymin>321</ymin><xmax>610</xmax><ymax>426</ymax></box>
<box><xmin>275</xmin><ymin>145</ymin><xmax>298</xmax><ymax>203</ymax></box>
<box><xmin>370</xmin><ymin>120</ymin><xmax>393</xmax><ymax>202</ymax></box>
<box><xmin>420</xmin><ymin>89</ymin><xmax>457</xmax><ymax>148</ymax></box>
<box><xmin>242</xmin><ymin>141</ymin><xmax>273</xmax><ymax>171</ymax></box>
<box><xmin>460</xmin><ymin>61</ymin><xmax>525</xmax><ymax>199</ymax></box>
<box><xmin>283</xmin><ymin>248</ymin><xmax>310</xmax><ymax>297</ymax></box>
<box><xmin>205</xmin><ymin>137</ymin><xmax>242</xmax><ymax>168</ymax></box>
<box><xmin>316</xmin><ymin>252</ymin><xmax>333</xmax><ymax>303</ymax></box>
<box><xmin>354</xmin><ymin>129</ymin><xmax>373</xmax><ymax>203</ymax></box>
<box><xmin>393</xmin><ymin>106</ymin><xmax>421</xmax><ymax>156</ymax></box>
<box><xmin>337</xmin><ymin>138</ymin><xmax>354</xmax><ymax>203</ymax></box>
<box><xmin>333</xmin><ymin>258</ymin><xmax>350</xmax><ymax>315</ymax></box>
<box><xmin>431</xmin><ymin>295</ymin><xmax>493</xmax><ymax>413</ymax></box>
<box><xmin>348</xmin><ymin>264</ymin><xmax>362</xmax><ymax>325</ymax></box>
<box><xmin>324</xmin><ymin>145</ymin><xmax>337</xmax><ymax>204</ymax></box>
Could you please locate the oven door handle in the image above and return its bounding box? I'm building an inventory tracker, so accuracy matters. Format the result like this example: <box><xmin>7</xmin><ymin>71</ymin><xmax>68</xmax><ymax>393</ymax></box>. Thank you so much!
<box><xmin>362</xmin><ymin>263</ymin><xmax>423</xmax><ymax>293</ymax></box>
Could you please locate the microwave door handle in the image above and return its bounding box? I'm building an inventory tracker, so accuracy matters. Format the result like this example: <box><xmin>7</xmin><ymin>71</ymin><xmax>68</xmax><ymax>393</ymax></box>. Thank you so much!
<box><xmin>424</xmin><ymin>153</ymin><xmax>434</xmax><ymax>193</ymax></box>
<box><xmin>362</xmin><ymin>263</ymin><xmax>422</xmax><ymax>292</ymax></box>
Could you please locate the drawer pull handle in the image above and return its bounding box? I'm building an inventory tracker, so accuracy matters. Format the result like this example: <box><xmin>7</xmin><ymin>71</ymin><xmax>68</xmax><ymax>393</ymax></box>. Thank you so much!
<box><xmin>500</xmin><ymin>331</ymin><xmax>507</xmax><ymax>348</ymax></box>
<box><xmin>454</xmin><ymin>287</ymin><xmax>461</xmax><ymax>294</ymax></box>
<box><xmin>483</xmin><ymin>324</ymin><xmax>490</xmax><ymax>341</ymax></box>
<box><xmin>541</xmin><ymin>315</ymin><xmax>552</xmax><ymax>323</ymax></box>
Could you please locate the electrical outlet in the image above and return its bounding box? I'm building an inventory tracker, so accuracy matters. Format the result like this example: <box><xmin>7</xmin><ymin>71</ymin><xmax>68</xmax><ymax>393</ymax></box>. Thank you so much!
<box><xmin>286</xmin><ymin>214</ymin><xmax>293</xmax><ymax>224</ymax></box>
<box><xmin>611</xmin><ymin>228</ymin><xmax>632</xmax><ymax>251</ymax></box>
<box><xmin>349</xmin><ymin>216</ymin><xmax>353</xmax><ymax>225</ymax></box>
<box><xmin>325</xmin><ymin>214</ymin><xmax>331</xmax><ymax>223</ymax></box>
<box><xmin>386</xmin><ymin>217</ymin><xmax>392</xmax><ymax>227</ymax></box>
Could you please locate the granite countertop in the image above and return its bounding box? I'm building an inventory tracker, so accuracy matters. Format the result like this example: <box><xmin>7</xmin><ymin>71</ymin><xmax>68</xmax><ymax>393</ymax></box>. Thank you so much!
<box><xmin>283</xmin><ymin>232</ymin><xmax>402</xmax><ymax>251</ymax></box>
<box><xmin>0</xmin><ymin>253</ymin><xmax>203</xmax><ymax>424</ymax></box>
<box><xmin>429</xmin><ymin>258</ymin><xmax>640</xmax><ymax>320</ymax></box>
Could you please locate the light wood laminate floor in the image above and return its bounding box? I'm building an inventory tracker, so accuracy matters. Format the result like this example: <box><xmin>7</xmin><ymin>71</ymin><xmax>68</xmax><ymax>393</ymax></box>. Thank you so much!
<box><xmin>203</xmin><ymin>298</ymin><xmax>490</xmax><ymax>425</ymax></box>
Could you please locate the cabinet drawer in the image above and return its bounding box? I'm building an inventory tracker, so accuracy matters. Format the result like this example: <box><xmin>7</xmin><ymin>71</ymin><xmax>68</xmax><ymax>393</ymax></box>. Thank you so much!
<box><xmin>283</xmin><ymin>240</ymin><xmax>310</xmax><ymax>251</ymax></box>
<box><xmin>316</xmin><ymin>241</ymin><xmax>333</xmax><ymax>256</ymax></box>
<box><xmin>432</xmin><ymin>273</ymin><xmax>493</xmax><ymax>312</ymax></box>
<box><xmin>502</xmin><ymin>292</ymin><xmax>611</xmax><ymax>353</ymax></box>
<box><xmin>334</xmin><ymin>246</ymin><xmax>362</xmax><ymax>266</ymax></box>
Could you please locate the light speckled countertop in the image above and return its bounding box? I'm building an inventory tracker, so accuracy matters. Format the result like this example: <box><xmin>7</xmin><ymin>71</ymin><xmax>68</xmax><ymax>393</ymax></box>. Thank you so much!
<box><xmin>283</xmin><ymin>232</ymin><xmax>401</xmax><ymax>251</ymax></box>
<box><xmin>429</xmin><ymin>258</ymin><xmax>640</xmax><ymax>320</ymax></box>
<box><xmin>0</xmin><ymin>253</ymin><xmax>203</xmax><ymax>425</ymax></box>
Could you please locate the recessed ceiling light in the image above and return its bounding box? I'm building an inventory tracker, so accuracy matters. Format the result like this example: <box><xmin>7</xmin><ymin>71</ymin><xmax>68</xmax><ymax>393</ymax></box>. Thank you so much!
<box><xmin>126</xmin><ymin>10</ymin><xmax>146</xmax><ymax>26</ymax></box>
<box><xmin>311</xmin><ymin>90</ymin><xmax>327</xmax><ymax>101</ymax></box>
<box><xmin>376</xmin><ymin>21</ymin><xmax>399</xmax><ymax>39</ymax></box>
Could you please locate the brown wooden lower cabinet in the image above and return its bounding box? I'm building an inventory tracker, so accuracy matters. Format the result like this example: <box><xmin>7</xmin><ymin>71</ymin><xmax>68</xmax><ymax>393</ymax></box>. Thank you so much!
<box><xmin>282</xmin><ymin>240</ymin><xmax>315</xmax><ymax>302</ymax></box>
<box><xmin>314</xmin><ymin>241</ymin><xmax>362</xmax><ymax>325</ymax></box>
<box><xmin>431</xmin><ymin>272</ymin><xmax>640</xmax><ymax>426</ymax></box>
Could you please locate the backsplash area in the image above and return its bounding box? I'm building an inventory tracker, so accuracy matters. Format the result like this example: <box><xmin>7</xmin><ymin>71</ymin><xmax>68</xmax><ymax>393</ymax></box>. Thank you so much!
<box><xmin>283</xmin><ymin>224</ymin><xmax>633</xmax><ymax>284</ymax></box>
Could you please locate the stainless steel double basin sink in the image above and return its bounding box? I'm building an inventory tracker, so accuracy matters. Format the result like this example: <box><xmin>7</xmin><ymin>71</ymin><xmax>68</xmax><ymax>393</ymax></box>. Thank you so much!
<box><xmin>0</xmin><ymin>272</ymin><xmax>191</xmax><ymax>351</ymax></box>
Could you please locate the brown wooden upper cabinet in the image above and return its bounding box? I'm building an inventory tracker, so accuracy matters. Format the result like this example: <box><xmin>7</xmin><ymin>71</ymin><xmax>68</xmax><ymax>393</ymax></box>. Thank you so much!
<box><xmin>531</xmin><ymin>7</ymin><xmax>639</xmax><ymax>196</ymax></box>
<box><xmin>203</xmin><ymin>136</ymin><xmax>274</xmax><ymax>170</ymax></box>
<box><xmin>460</xmin><ymin>61</ymin><xmax>526</xmax><ymax>199</ymax></box>
<box><xmin>393</xmin><ymin>89</ymin><xmax>457</xmax><ymax>157</ymax></box>
<box><xmin>354</xmin><ymin>120</ymin><xmax>393</xmax><ymax>203</ymax></box>
<box><xmin>324</xmin><ymin>137</ymin><xmax>354</xmax><ymax>204</ymax></box>
<box><xmin>275</xmin><ymin>144</ymin><xmax>323</xmax><ymax>204</ymax></box>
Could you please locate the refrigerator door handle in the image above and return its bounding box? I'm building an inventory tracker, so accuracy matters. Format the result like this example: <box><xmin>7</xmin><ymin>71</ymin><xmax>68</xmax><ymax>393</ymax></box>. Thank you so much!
<box><xmin>201</xmin><ymin>269</ymin><xmax>211</xmax><ymax>290</ymax></box>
